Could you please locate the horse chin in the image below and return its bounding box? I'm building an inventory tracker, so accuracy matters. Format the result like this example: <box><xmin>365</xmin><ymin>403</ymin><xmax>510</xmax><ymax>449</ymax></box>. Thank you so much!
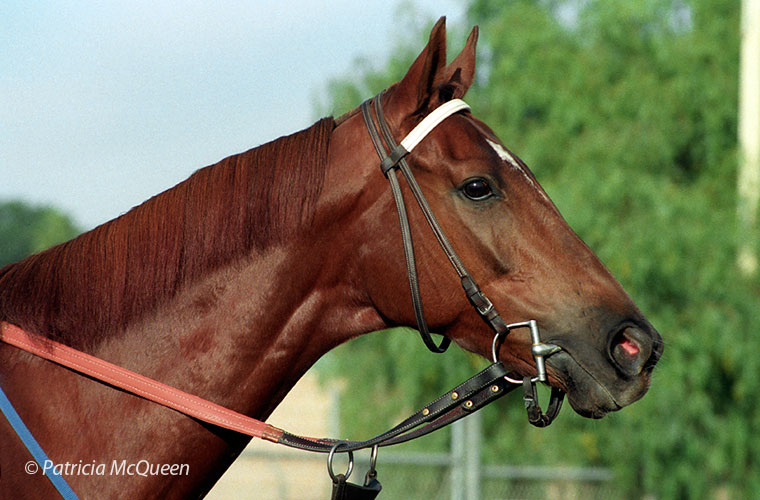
<box><xmin>546</xmin><ymin>350</ymin><xmax>636</xmax><ymax>419</ymax></box>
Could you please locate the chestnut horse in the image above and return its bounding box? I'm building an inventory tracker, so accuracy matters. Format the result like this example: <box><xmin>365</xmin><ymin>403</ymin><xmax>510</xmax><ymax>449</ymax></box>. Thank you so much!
<box><xmin>0</xmin><ymin>18</ymin><xmax>662</xmax><ymax>499</ymax></box>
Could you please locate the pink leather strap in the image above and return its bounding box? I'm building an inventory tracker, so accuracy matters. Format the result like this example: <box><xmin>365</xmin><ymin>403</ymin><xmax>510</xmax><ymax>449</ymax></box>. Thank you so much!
<box><xmin>0</xmin><ymin>322</ymin><xmax>284</xmax><ymax>443</ymax></box>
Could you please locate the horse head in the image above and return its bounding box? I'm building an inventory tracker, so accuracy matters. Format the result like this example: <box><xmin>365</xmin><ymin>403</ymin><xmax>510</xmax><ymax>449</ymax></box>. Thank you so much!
<box><xmin>333</xmin><ymin>18</ymin><xmax>663</xmax><ymax>419</ymax></box>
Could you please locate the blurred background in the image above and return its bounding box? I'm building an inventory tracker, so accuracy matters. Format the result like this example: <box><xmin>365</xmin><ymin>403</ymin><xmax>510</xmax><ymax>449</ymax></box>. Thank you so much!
<box><xmin>2</xmin><ymin>1</ymin><xmax>758</xmax><ymax>499</ymax></box>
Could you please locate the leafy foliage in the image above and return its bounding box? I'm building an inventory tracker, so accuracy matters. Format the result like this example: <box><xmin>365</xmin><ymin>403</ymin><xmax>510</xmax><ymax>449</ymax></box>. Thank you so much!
<box><xmin>0</xmin><ymin>200</ymin><xmax>81</xmax><ymax>268</ymax></box>
<box><xmin>316</xmin><ymin>1</ymin><xmax>757</xmax><ymax>498</ymax></box>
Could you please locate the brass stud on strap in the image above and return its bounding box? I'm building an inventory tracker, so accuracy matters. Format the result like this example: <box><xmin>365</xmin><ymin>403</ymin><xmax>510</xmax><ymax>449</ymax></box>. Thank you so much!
<box><xmin>422</xmin><ymin>408</ymin><xmax>430</xmax><ymax>416</ymax></box>
<box><xmin>451</xmin><ymin>392</ymin><xmax>459</xmax><ymax>400</ymax></box>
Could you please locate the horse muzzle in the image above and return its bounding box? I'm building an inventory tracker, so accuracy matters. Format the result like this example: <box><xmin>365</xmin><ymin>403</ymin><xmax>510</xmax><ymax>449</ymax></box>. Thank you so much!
<box><xmin>545</xmin><ymin>321</ymin><xmax>663</xmax><ymax>419</ymax></box>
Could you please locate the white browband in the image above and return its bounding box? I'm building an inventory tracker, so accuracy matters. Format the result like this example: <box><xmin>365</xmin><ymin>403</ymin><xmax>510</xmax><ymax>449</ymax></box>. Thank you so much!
<box><xmin>400</xmin><ymin>99</ymin><xmax>471</xmax><ymax>152</ymax></box>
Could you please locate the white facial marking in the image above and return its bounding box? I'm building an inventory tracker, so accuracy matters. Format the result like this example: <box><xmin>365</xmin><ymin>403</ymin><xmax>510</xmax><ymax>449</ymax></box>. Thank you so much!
<box><xmin>486</xmin><ymin>138</ymin><xmax>520</xmax><ymax>170</ymax></box>
<box><xmin>485</xmin><ymin>138</ymin><xmax>550</xmax><ymax>203</ymax></box>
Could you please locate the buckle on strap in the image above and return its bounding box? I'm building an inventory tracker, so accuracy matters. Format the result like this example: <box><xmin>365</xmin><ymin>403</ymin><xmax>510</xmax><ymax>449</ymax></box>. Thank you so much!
<box><xmin>461</xmin><ymin>276</ymin><xmax>509</xmax><ymax>335</ymax></box>
<box><xmin>461</xmin><ymin>276</ymin><xmax>488</xmax><ymax>311</ymax></box>
<box><xmin>475</xmin><ymin>294</ymin><xmax>494</xmax><ymax>316</ymax></box>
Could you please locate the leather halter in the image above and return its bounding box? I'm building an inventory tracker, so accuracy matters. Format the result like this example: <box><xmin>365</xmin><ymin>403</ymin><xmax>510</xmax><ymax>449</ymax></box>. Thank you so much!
<box><xmin>360</xmin><ymin>93</ymin><xmax>566</xmax><ymax>426</ymax></box>
<box><xmin>361</xmin><ymin>94</ymin><xmax>509</xmax><ymax>352</ymax></box>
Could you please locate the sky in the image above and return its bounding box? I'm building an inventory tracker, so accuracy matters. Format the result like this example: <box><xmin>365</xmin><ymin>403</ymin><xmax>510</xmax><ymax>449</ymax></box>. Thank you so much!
<box><xmin>1</xmin><ymin>1</ymin><xmax>466</xmax><ymax>230</ymax></box>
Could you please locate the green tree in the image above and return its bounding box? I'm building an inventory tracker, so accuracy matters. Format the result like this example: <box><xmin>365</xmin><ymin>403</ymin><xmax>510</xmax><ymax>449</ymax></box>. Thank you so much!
<box><xmin>0</xmin><ymin>200</ymin><xmax>81</xmax><ymax>267</ymax></box>
<box><xmin>318</xmin><ymin>1</ymin><xmax>758</xmax><ymax>498</ymax></box>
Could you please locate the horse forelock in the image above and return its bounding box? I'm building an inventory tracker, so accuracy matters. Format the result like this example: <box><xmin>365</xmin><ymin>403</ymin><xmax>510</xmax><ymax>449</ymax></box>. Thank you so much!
<box><xmin>0</xmin><ymin>117</ymin><xmax>335</xmax><ymax>348</ymax></box>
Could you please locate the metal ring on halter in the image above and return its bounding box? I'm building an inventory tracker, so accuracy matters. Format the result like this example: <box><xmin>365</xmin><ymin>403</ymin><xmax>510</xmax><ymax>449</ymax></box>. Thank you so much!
<box><xmin>492</xmin><ymin>329</ymin><xmax>527</xmax><ymax>384</ymax></box>
<box><xmin>491</xmin><ymin>320</ymin><xmax>561</xmax><ymax>385</ymax></box>
<box><xmin>369</xmin><ymin>444</ymin><xmax>378</xmax><ymax>473</ymax></box>
<box><xmin>491</xmin><ymin>329</ymin><xmax>504</xmax><ymax>364</ymax></box>
<box><xmin>364</xmin><ymin>444</ymin><xmax>379</xmax><ymax>485</ymax></box>
<box><xmin>327</xmin><ymin>443</ymin><xmax>354</xmax><ymax>482</ymax></box>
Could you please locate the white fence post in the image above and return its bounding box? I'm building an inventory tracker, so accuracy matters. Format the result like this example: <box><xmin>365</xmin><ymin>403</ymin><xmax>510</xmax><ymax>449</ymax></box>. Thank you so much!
<box><xmin>450</xmin><ymin>419</ymin><xmax>466</xmax><ymax>500</ymax></box>
<box><xmin>738</xmin><ymin>0</ymin><xmax>760</xmax><ymax>275</ymax></box>
<box><xmin>464</xmin><ymin>411</ymin><xmax>482</xmax><ymax>500</ymax></box>
<box><xmin>450</xmin><ymin>412</ymin><xmax>482</xmax><ymax>500</ymax></box>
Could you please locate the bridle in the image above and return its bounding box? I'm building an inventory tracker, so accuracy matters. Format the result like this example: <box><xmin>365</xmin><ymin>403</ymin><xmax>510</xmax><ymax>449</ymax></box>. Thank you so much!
<box><xmin>0</xmin><ymin>94</ymin><xmax>566</xmax><ymax>500</ymax></box>
<box><xmin>361</xmin><ymin>94</ymin><xmax>503</xmax><ymax>352</ymax></box>
<box><xmin>360</xmin><ymin>92</ymin><xmax>565</xmax><ymax>423</ymax></box>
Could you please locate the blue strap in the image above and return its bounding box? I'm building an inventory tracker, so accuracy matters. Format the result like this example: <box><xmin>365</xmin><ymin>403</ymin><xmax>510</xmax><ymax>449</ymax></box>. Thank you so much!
<box><xmin>0</xmin><ymin>385</ymin><xmax>80</xmax><ymax>500</ymax></box>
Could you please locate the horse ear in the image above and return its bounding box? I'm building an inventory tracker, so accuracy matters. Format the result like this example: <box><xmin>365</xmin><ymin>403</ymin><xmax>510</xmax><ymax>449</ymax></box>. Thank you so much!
<box><xmin>387</xmin><ymin>19</ymin><xmax>478</xmax><ymax>122</ymax></box>
<box><xmin>434</xmin><ymin>25</ymin><xmax>478</xmax><ymax>103</ymax></box>
<box><xmin>388</xmin><ymin>17</ymin><xmax>448</xmax><ymax>115</ymax></box>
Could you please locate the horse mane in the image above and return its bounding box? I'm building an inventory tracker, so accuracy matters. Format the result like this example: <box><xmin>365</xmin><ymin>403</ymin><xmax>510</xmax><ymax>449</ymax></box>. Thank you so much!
<box><xmin>0</xmin><ymin>117</ymin><xmax>335</xmax><ymax>348</ymax></box>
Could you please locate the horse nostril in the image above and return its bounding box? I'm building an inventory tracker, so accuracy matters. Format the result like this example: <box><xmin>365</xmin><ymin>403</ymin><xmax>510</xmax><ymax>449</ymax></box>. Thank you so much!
<box><xmin>610</xmin><ymin>326</ymin><xmax>653</xmax><ymax>377</ymax></box>
<box><xmin>618</xmin><ymin>337</ymin><xmax>640</xmax><ymax>356</ymax></box>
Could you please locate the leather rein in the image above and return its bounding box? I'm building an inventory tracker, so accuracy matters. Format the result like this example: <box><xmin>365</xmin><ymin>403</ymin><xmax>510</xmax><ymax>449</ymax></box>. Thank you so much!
<box><xmin>0</xmin><ymin>94</ymin><xmax>565</xmax><ymax>499</ymax></box>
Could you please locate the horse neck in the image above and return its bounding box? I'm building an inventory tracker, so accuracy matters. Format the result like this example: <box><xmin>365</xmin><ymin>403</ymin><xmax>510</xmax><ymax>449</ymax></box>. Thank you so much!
<box><xmin>0</xmin><ymin>117</ymin><xmax>389</xmax><ymax>498</ymax></box>
<box><xmin>81</xmin><ymin>180</ymin><xmax>385</xmax><ymax>498</ymax></box>
<box><xmin>104</xmin><ymin>117</ymin><xmax>390</xmax><ymax>417</ymax></box>
<box><xmin>97</xmin><ymin>238</ymin><xmax>383</xmax><ymax>419</ymax></box>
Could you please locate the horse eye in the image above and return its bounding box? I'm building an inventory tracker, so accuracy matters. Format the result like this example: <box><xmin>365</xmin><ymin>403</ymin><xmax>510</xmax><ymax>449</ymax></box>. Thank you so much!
<box><xmin>461</xmin><ymin>178</ymin><xmax>493</xmax><ymax>201</ymax></box>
